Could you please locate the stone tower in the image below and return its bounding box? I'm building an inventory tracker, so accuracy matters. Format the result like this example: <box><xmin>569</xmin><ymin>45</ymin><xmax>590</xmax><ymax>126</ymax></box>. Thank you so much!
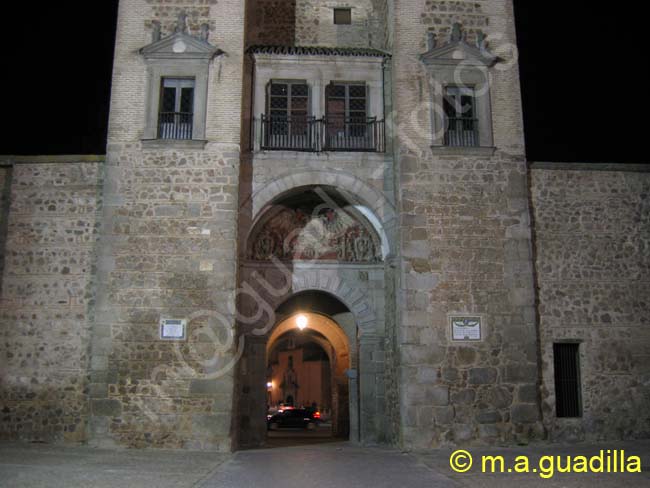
<box><xmin>90</xmin><ymin>0</ymin><xmax>246</xmax><ymax>450</ymax></box>
<box><xmin>2</xmin><ymin>0</ymin><xmax>648</xmax><ymax>452</ymax></box>
<box><xmin>0</xmin><ymin>0</ymin><xmax>548</xmax><ymax>450</ymax></box>
<box><xmin>90</xmin><ymin>0</ymin><xmax>541</xmax><ymax>450</ymax></box>
<box><xmin>389</xmin><ymin>0</ymin><xmax>541</xmax><ymax>448</ymax></box>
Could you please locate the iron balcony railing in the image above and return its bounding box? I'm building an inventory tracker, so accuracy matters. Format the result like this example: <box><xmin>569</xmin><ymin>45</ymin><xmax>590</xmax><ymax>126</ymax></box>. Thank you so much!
<box><xmin>158</xmin><ymin>112</ymin><xmax>193</xmax><ymax>140</ymax></box>
<box><xmin>261</xmin><ymin>115</ymin><xmax>319</xmax><ymax>151</ymax></box>
<box><xmin>444</xmin><ymin>116</ymin><xmax>479</xmax><ymax>147</ymax></box>
<box><xmin>258</xmin><ymin>115</ymin><xmax>385</xmax><ymax>153</ymax></box>
<box><xmin>323</xmin><ymin>116</ymin><xmax>385</xmax><ymax>152</ymax></box>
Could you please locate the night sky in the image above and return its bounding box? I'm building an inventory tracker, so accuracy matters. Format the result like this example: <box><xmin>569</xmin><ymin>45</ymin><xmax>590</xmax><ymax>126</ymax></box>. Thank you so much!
<box><xmin>2</xmin><ymin>1</ymin><xmax>646</xmax><ymax>163</ymax></box>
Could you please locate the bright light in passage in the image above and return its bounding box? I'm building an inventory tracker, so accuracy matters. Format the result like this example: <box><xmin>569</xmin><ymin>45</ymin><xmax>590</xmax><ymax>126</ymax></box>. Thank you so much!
<box><xmin>296</xmin><ymin>314</ymin><xmax>308</xmax><ymax>330</ymax></box>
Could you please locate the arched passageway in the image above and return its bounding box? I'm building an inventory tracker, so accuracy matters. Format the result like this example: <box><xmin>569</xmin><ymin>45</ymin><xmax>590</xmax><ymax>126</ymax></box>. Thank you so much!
<box><xmin>234</xmin><ymin>185</ymin><xmax>389</xmax><ymax>449</ymax></box>
<box><xmin>265</xmin><ymin>312</ymin><xmax>355</xmax><ymax>446</ymax></box>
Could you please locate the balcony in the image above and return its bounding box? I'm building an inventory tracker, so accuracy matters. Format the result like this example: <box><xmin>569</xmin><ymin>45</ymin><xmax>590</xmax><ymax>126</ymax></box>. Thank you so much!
<box><xmin>261</xmin><ymin>115</ymin><xmax>320</xmax><ymax>151</ymax></box>
<box><xmin>258</xmin><ymin>115</ymin><xmax>385</xmax><ymax>153</ymax></box>
<box><xmin>158</xmin><ymin>112</ymin><xmax>193</xmax><ymax>140</ymax></box>
<box><xmin>444</xmin><ymin>117</ymin><xmax>478</xmax><ymax>147</ymax></box>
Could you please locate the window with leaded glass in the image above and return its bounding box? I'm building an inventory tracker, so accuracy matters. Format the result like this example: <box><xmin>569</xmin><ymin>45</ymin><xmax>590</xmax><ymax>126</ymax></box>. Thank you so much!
<box><xmin>326</xmin><ymin>83</ymin><xmax>368</xmax><ymax>138</ymax></box>
<box><xmin>267</xmin><ymin>81</ymin><xmax>309</xmax><ymax>136</ymax></box>
<box><xmin>158</xmin><ymin>78</ymin><xmax>195</xmax><ymax>140</ymax></box>
<box><xmin>443</xmin><ymin>86</ymin><xmax>478</xmax><ymax>147</ymax></box>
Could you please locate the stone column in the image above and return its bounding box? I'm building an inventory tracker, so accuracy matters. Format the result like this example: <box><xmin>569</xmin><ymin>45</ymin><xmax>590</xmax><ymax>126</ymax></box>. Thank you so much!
<box><xmin>312</xmin><ymin>78</ymin><xmax>323</xmax><ymax>118</ymax></box>
<box><xmin>253</xmin><ymin>76</ymin><xmax>268</xmax><ymax>152</ymax></box>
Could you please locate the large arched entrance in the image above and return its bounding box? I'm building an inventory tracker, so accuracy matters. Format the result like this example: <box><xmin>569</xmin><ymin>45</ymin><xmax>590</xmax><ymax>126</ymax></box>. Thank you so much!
<box><xmin>265</xmin><ymin>308</ymin><xmax>355</xmax><ymax>447</ymax></box>
<box><xmin>234</xmin><ymin>185</ymin><xmax>390</xmax><ymax>449</ymax></box>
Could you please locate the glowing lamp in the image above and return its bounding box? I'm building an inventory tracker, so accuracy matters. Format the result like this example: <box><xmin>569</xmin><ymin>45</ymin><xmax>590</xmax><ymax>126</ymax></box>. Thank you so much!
<box><xmin>296</xmin><ymin>314</ymin><xmax>308</xmax><ymax>330</ymax></box>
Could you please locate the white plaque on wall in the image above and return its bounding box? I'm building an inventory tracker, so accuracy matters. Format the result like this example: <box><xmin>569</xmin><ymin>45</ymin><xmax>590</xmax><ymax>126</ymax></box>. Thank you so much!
<box><xmin>160</xmin><ymin>318</ymin><xmax>187</xmax><ymax>340</ymax></box>
<box><xmin>450</xmin><ymin>316</ymin><xmax>482</xmax><ymax>341</ymax></box>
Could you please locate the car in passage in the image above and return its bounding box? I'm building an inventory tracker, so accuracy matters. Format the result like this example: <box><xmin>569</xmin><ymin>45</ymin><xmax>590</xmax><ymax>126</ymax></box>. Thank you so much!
<box><xmin>267</xmin><ymin>408</ymin><xmax>321</xmax><ymax>430</ymax></box>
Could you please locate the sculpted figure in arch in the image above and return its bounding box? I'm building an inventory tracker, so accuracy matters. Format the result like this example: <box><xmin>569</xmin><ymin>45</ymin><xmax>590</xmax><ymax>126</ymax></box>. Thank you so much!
<box><xmin>281</xmin><ymin>355</ymin><xmax>299</xmax><ymax>406</ymax></box>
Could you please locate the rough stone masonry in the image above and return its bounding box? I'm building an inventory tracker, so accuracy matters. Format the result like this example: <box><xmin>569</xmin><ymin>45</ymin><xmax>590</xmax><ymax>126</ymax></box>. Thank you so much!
<box><xmin>0</xmin><ymin>0</ymin><xmax>648</xmax><ymax>451</ymax></box>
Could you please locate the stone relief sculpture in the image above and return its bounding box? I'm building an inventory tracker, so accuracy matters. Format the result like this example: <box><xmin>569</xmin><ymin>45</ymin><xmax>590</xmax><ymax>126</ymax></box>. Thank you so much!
<box><xmin>281</xmin><ymin>356</ymin><xmax>299</xmax><ymax>405</ymax></box>
<box><xmin>175</xmin><ymin>11</ymin><xmax>188</xmax><ymax>34</ymax></box>
<box><xmin>427</xmin><ymin>32</ymin><xmax>437</xmax><ymax>50</ymax></box>
<box><xmin>145</xmin><ymin>12</ymin><xmax>218</xmax><ymax>48</ymax></box>
<box><xmin>249</xmin><ymin>206</ymin><xmax>381</xmax><ymax>263</ymax></box>
<box><xmin>476</xmin><ymin>31</ymin><xmax>487</xmax><ymax>50</ymax></box>
<box><xmin>450</xmin><ymin>22</ymin><xmax>463</xmax><ymax>43</ymax></box>
<box><xmin>151</xmin><ymin>20</ymin><xmax>161</xmax><ymax>42</ymax></box>
<box><xmin>200</xmin><ymin>23</ymin><xmax>210</xmax><ymax>42</ymax></box>
<box><xmin>424</xmin><ymin>23</ymin><xmax>493</xmax><ymax>60</ymax></box>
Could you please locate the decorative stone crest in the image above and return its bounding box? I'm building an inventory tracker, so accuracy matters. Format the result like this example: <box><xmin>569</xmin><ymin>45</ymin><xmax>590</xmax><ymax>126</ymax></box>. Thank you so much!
<box><xmin>427</xmin><ymin>32</ymin><xmax>437</xmax><ymax>51</ymax></box>
<box><xmin>450</xmin><ymin>22</ymin><xmax>463</xmax><ymax>43</ymax></box>
<box><xmin>145</xmin><ymin>11</ymin><xmax>214</xmax><ymax>49</ymax></box>
<box><xmin>420</xmin><ymin>22</ymin><xmax>497</xmax><ymax>67</ymax></box>
<box><xmin>200</xmin><ymin>23</ymin><xmax>210</xmax><ymax>42</ymax></box>
<box><xmin>175</xmin><ymin>11</ymin><xmax>188</xmax><ymax>34</ymax></box>
<box><xmin>476</xmin><ymin>31</ymin><xmax>487</xmax><ymax>51</ymax></box>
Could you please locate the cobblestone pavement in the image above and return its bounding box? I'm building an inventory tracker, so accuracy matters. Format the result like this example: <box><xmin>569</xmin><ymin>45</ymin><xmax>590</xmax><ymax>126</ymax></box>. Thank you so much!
<box><xmin>1</xmin><ymin>440</ymin><xmax>648</xmax><ymax>487</ymax></box>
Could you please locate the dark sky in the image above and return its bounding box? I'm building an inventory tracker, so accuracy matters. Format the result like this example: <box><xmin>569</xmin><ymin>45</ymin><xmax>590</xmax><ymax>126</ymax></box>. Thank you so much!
<box><xmin>1</xmin><ymin>1</ymin><xmax>646</xmax><ymax>163</ymax></box>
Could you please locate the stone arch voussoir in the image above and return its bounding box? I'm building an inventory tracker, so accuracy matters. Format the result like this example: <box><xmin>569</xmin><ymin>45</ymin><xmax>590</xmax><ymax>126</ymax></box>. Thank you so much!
<box><xmin>265</xmin><ymin>268</ymin><xmax>378</xmax><ymax>337</ymax></box>
<box><xmin>242</xmin><ymin>169</ymin><xmax>397</xmax><ymax>231</ymax></box>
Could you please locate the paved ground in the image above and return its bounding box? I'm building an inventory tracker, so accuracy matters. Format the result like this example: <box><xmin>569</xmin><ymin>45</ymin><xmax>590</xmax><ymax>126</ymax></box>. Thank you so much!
<box><xmin>1</xmin><ymin>439</ymin><xmax>648</xmax><ymax>487</ymax></box>
<box><xmin>417</xmin><ymin>440</ymin><xmax>650</xmax><ymax>488</ymax></box>
<box><xmin>265</xmin><ymin>423</ymin><xmax>344</xmax><ymax>448</ymax></box>
<box><xmin>0</xmin><ymin>442</ymin><xmax>228</xmax><ymax>487</ymax></box>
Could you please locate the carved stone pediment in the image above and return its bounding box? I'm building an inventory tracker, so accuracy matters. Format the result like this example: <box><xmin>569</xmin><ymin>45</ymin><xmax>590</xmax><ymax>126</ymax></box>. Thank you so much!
<box><xmin>420</xmin><ymin>24</ymin><xmax>497</xmax><ymax>67</ymax></box>
<box><xmin>140</xmin><ymin>32</ymin><xmax>223</xmax><ymax>61</ymax></box>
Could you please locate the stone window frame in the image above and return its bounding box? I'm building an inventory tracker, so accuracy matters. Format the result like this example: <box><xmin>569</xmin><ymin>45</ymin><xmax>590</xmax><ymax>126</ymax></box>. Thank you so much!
<box><xmin>140</xmin><ymin>32</ymin><xmax>223</xmax><ymax>149</ymax></box>
<box><xmin>420</xmin><ymin>28</ymin><xmax>498</xmax><ymax>156</ymax></box>
<box><xmin>158</xmin><ymin>77</ymin><xmax>197</xmax><ymax>140</ymax></box>
<box><xmin>427</xmin><ymin>64</ymin><xmax>494</xmax><ymax>155</ymax></box>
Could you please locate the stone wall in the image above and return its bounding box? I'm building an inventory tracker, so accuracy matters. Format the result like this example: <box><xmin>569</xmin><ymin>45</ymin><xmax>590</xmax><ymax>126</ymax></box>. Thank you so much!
<box><xmin>145</xmin><ymin>0</ymin><xmax>219</xmax><ymax>37</ymax></box>
<box><xmin>2</xmin><ymin>0</ymin><xmax>648</xmax><ymax>453</ymax></box>
<box><xmin>109</xmin><ymin>0</ymin><xmax>242</xmax><ymax>144</ymax></box>
<box><xmin>421</xmin><ymin>0</ymin><xmax>489</xmax><ymax>50</ymax></box>
<box><xmin>295</xmin><ymin>0</ymin><xmax>386</xmax><ymax>49</ymax></box>
<box><xmin>391</xmin><ymin>0</ymin><xmax>541</xmax><ymax>448</ymax></box>
<box><xmin>530</xmin><ymin>163</ymin><xmax>650</xmax><ymax>442</ymax></box>
<box><xmin>88</xmin><ymin>0</ymin><xmax>245</xmax><ymax>450</ymax></box>
<box><xmin>0</xmin><ymin>156</ymin><xmax>104</xmax><ymax>443</ymax></box>
<box><xmin>245</xmin><ymin>0</ymin><xmax>388</xmax><ymax>49</ymax></box>
<box><xmin>0</xmin><ymin>165</ymin><xmax>11</xmax><ymax>295</ymax></box>
<box><xmin>246</xmin><ymin>0</ymin><xmax>296</xmax><ymax>46</ymax></box>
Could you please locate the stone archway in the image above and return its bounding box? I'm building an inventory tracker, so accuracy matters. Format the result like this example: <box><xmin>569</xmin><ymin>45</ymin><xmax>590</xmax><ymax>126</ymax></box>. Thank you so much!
<box><xmin>266</xmin><ymin>312</ymin><xmax>355</xmax><ymax>439</ymax></box>
<box><xmin>234</xmin><ymin>285</ymin><xmax>386</xmax><ymax>448</ymax></box>
<box><xmin>242</xmin><ymin>169</ymin><xmax>397</xmax><ymax>228</ymax></box>
<box><xmin>234</xmin><ymin>184</ymin><xmax>389</xmax><ymax>449</ymax></box>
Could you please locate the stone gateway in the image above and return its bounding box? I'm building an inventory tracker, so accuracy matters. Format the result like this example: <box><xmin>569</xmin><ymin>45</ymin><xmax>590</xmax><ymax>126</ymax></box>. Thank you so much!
<box><xmin>0</xmin><ymin>0</ymin><xmax>648</xmax><ymax>451</ymax></box>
